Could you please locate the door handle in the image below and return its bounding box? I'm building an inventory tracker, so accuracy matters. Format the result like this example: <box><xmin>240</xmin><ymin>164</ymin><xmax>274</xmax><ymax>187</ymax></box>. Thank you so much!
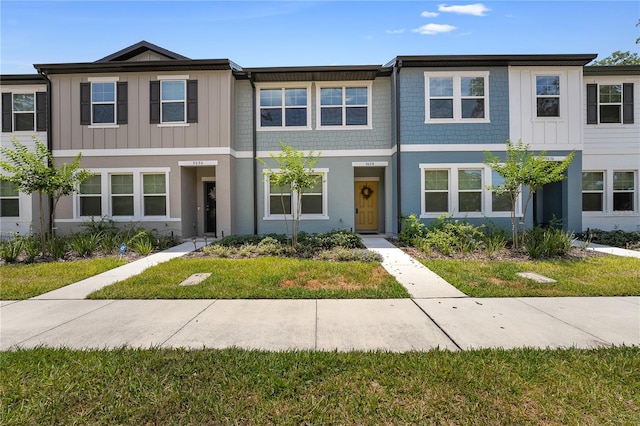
<box><xmin>355</xmin><ymin>208</ymin><xmax>359</xmax><ymax>214</ymax></box>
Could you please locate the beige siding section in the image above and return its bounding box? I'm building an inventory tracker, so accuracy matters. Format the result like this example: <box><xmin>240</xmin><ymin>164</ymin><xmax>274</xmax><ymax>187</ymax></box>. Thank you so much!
<box><xmin>50</xmin><ymin>71</ymin><xmax>234</xmax><ymax>152</ymax></box>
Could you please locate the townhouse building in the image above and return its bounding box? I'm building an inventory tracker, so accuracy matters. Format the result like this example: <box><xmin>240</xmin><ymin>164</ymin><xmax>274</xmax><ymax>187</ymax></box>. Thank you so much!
<box><xmin>1</xmin><ymin>41</ymin><xmax>638</xmax><ymax>239</ymax></box>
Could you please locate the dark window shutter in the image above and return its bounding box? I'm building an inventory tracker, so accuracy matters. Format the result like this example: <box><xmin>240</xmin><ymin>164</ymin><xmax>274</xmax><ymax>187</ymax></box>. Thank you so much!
<box><xmin>187</xmin><ymin>80</ymin><xmax>198</xmax><ymax>123</ymax></box>
<box><xmin>80</xmin><ymin>82</ymin><xmax>91</xmax><ymax>125</ymax></box>
<box><xmin>1</xmin><ymin>93</ymin><xmax>12</xmax><ymax>132</ymax></box>
<box><xmin>586</xmin><ymin>84</ymin><xmax>597</xmax><ymax>124</ymax></box>
<box><xmin>117</xmin><ymin>82</ymin><xmax>128</xmax><ymax>125</ymax></box>
<box><xmin>36</xmin><ymin>92</ymin><xmax>47</xmax><ymax>132</ymax></box>
<box><xmin>150</xmin><ymin>81</ymin><xmax>160</xmax><ymax>124</ymax></box>
<box><xmin>623</xmin><ymin>83</ymin><xmax>634</xmax><ymax>124</ymax></box>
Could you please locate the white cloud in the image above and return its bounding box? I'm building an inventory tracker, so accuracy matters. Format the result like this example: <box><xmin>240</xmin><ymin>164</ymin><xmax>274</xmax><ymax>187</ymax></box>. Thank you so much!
<box><xmin>412</xmin><ymin>23</ymin><xmax>457</xmax><ymax>35</ymax></box>
<box><xmin>421</xmin><ymin>11</ymin><xmax>439</xmax><ymax>18</ymax></box>
<box><xmin>438</xmin><ymin>3</ymin><xmax>490</xmax><ymax>16</ymax></box>
<box><xmin>386</xmin><ymin>29</ymin><xmax>406</xmax><ymax>34</ymax></box>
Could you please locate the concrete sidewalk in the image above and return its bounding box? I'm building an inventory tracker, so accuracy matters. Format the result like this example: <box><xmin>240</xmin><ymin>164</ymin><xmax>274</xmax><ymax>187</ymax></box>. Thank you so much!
<box><xmin>1</xmin><ymin>237</ymin><xmax>639</xmax><ymax>352</ymax></box>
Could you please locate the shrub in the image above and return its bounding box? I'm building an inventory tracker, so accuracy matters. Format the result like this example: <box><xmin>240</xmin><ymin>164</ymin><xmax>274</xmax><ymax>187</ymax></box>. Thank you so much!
<box><xmin>202</xmin><ymin>245</ymin><xmax>232</xmax><ymax>258</ymax></box>
<box><xmin>0</xmin><ymin>238</ymin><xmax>23</xmax><ymax>263</ymax></box>
<box><xmin>46</xmin><ymin>236</ymin><xmax>68</xmax><ymax>260</ymax></box>
<box><xmin>257</xmin><ymin>237</ymin><xmax>286</xmax><ymax>256</ymax></box>
<box><xmin>418</xmin><ymin>215</ymin><xmax>483</xmax><ymax>256</ymax></box>
<box><xmin>21</xmin><ymin>235</ymin><xmax>40</xmax><ymax>263</ymax></box>
<box><xmin>399</xmin><ymin>214</ymin><xmax>426</xmax><ymax>245</ymax></box>
<box><xmin>583</xmin><ymin>228</ymin><xmax>640</xmax><ymax>250</ymax></box>
<box><xmin>524</xmin><ymin>227</ymin><xmax>574</xmax><ymax>259</ymax></box>
<box><xmin>69</xmin><ymin>232</ymin><xmax>104</xmax><ymax>257</ymax></box>
<box><xmin>482</xmin><ymin>230</ymin><xmax>508</xmax><ymax>259</ymax></box>
<box><xmin>327</xmin><ymin>247</ymin><xmax>383</xmax><ymax>262</ymax></box>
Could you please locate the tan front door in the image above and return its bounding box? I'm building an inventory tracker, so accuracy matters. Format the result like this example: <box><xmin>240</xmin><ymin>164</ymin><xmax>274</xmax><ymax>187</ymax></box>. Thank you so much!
<box><xmin>355</xmin><ymin>181</ymin><xmax>378</xmax><ymax>232</ymax></box>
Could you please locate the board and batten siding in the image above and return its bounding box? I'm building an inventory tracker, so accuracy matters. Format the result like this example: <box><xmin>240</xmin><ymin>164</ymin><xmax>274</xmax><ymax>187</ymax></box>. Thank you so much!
<box><xmin>49</xmin><ymin>71</ymin><xmax>234</xmax><ymax>151</ymax></box>
<box><xmin>508</xmin><ymin>66</ymin><xmax>584</xmax><ymax>149</ymax></box>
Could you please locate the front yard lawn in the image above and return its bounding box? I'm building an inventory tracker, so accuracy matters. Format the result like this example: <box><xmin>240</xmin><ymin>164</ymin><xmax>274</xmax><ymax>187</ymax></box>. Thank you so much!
<box><xmin>0</xmin><ymin>258</ymin><xmax>127</xmax><ymax>300</ymax></box>
<box><xmin>422</xmin><ymin>256</ymin><xmax>640</xmax><ymax>297</ymax></box>
<box><xmin>88</xmin><ymin>257</ymin><xmax>409</xmax><ymax>299</ymax></box>
<box><xmin>1</xmin><ymin>347</ymin><xmax>638</xmax><ymax>425</ymax></box>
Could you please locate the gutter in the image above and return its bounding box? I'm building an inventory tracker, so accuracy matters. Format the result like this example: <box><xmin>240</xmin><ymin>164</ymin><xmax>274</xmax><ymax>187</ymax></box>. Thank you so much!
<box><xmin>393</xmin><ymin>59</ymin><xmax>402</xmax><ymax>234</ymax></box>
<box><xmin>37</xmin><ymin>68</ymin><xmax>55</xmax><ymax>236</ymax></box>
<box><xmin>249</xmin><ymin>72</ymin><xmax>258</xmax><ymax>235</ymax></box>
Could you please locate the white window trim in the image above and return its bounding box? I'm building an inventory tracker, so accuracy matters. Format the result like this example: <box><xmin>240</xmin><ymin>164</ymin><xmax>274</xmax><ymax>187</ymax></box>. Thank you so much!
<box><xmin>583</xmin><ymin>170</ymin><xmax>638</xmax><ymax>216</ymax></box>
<box><xmin>89</xmin><ymin>81</ymin><xmax>117</xmax><ymax>126</ymax></box>
<box><xmin>316</xmin><ymin>81</ymin><xmax>373</xmax><ymax>130</ymax></box>
<box><xmin>612</xmin><ymin>170</ymin><xmax>637</xmax><ymax>214</ymax></box>
<box><xmin>142</xmin><ymin>173</ymin><xmax>169</xmax><ymax>217</ymax></box>
<box><xmin>256</xmin><ymin>83</ymin><xmax>312</xmax><ymax>131</ymax></box>
<box><xmin>159</xmin><ymin>79</ymin><xmax>187</xmax><ymax>124</ymax></box>
<box><xmin>582</xmin><ymin>170</ymin><xmax>605</xmax><ymax>214</ymax></box>
<box><xmin>74</xmin><ymin>168</ymin><xmax>170</xmax><ymax>221</ymax></box>
<box><xmin>263</xmin><ymin>168</ymin><xmax>329</xmax><ymax>220</ymax></box>
<box><xmin>424</xmin><ymin>71</ymin><xmax>490</xmax><ymax>124</ymax></box>
<box><xmin>0</xmin><ymin>180</ymin><xmax>21</xmax><ymax>218</ymax></box>
<box><xmin>11</xmin><ymin>91</ymin><xmax>36</xmax><ymax>132</ymax></box>
<box><xmin>533</xmin><ymin>73</ymin><xmax>562</xmax><ymax>121</ymax></box>
<box><xmin>419</xmin><ymin>163</ymin><xmax>521</xmax><ymax>218</ymax></box>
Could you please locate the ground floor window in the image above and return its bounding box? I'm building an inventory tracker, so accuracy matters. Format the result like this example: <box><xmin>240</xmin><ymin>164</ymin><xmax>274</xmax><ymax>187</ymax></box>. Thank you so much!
<box><xmin>582</xmin><ymin>170</ymin><xmax>637</xmax><ymax>214</ymax></box>
<box><xmin>264</xmin><ymin>169</ymin><xmax>328</xmax><ymax>219</ymax></box>
<box><xmin>79</xmin><ymin>175</ymin><xmax>102</xmax><ymax>216</ymax></box>
<box><xmin>420</xmin><ymin>164</ymin><xmax>519</xmax><ymax>217</ymax></box>
<box><xmin>613</xmin><ymin>171</ymin><xmax>635</xmax><ymax>211</ymax></box>
<box><xmin>0</xmin><ymin>179</ymin><xmax>20</xmax><ymax>217</ymax></box>
<box><xmin>582</xmin><ymin>171</ymin><xmax>604</xmax><ymax>212</ymax></box>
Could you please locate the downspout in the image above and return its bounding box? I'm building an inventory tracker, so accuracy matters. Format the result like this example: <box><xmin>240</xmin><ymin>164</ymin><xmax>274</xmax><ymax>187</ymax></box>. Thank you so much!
<box><xmin>38</xmin><ymin>68</ymin><xmax>55</xmax><ymax>236</ymax></box>
<box><xmin>394</xmin><ymin>60</ymin><xmax>402</xmax><ymax>234</ymax></box>
<box><xmin>249</xmin><ymin>72</ymin><xmax>258</xmax><ymax>235</ymax></box>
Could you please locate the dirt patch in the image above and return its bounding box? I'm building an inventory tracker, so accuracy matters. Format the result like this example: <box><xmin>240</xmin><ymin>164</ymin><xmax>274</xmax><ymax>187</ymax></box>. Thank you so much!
<box><xmin>279</xmin><ymin>271</ymin><xmax>362</xmax><ymax>291</ymax></box>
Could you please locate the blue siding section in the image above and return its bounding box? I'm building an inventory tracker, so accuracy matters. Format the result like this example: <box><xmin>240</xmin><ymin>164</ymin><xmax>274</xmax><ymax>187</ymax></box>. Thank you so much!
<box><xmin>399</xmin><ymin>67</ymin><xmax>510</xmax><ymax>145</ymax></box>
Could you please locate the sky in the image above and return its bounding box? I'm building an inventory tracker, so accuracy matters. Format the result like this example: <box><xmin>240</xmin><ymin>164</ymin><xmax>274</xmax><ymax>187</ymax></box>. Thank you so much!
<box><xmin>1</xmin><ymin>0</ymin><xmax>639</xmax><ymax>74</ymax></box>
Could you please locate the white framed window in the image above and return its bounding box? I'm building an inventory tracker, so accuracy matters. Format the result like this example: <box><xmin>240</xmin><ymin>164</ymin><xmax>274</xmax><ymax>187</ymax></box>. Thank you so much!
<box><xmin>317</xmin><ymin>82</ymin><xmax>372</xmax><ymax>129</ymax></box>
<box><xmin>613</xmin><ymin>171</ymin><xmax>635</xmax><ymax>212</ymax></box>
<box><xmin>78</xmin><ymin>174</ymin><xmax>102</xmax><ymax>217</ymax></box>
<box><xmin>161</xmin><ymin>80</ymin><xmax>186</xmax><ymax>123</ymax></box>
<box><xmin>91</xmin><ymin>82</ymin><xmax>116</xmax><ymax>124</ymax></box>
<box><xmin>264</xmin><ymin>169</ymin><xmax>328</xmax><ymax>219</ymax></box>
<box><xmin>0</xmin><ymin>179</ymin><xmax>20</xmax><ymax>217</ymax></box>
<box><xmin>599</xmin><ymin>85</ymin><xmax>623</xmax><ymax>123</ymax></box>
<box><xmin>424</xmin><ymin>72</ymin><xmax>489</xmax><ymax>123</ymax></box>
<box><xmin>12</xmin><ymin>93</ymin><xmax>35</xmax><ymax>131</ymax></box>
<box><xmin>582</xmin><ymin>171</ymin><xmax>604</xmax><ymax>212</ymax></box>
<box><xmin>110</xmin><ymin>174</ymin><xmax>134</xmax><ymax>217</ymax></box>
<box><xmin>142</xmin><ymin>173</ymin><xmax>167</xmax><ymax>216</ymax></box>
<box><xmin>257</xmin><ymin>84</ymin><xmax>311</xmax><ymax>130</ymax></box>
<box><xmin>420</xmin><ymin>164</ymin><xmax>519</xmax><ymax>217</ymax></box>
<box><xmin>535</xmin><ymin>75</ymin><xmax>560</xmax><ymax>117</ymax></box>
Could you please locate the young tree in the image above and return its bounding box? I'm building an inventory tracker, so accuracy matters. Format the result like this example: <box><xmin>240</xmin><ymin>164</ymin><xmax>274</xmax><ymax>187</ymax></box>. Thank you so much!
<box><xmin>257</xmin><ymin>142</ymin><xmax>321</xmax><ymax>246</ymax></box>
<box><xmin>484</xmin><ymin>140</ymin><xmax>575</xmax><ymax>248</ymax></box>
<box><xmin>0</xmin><ymin>136</ymin><xmax>92</xmax><ymax>251</ymax></box>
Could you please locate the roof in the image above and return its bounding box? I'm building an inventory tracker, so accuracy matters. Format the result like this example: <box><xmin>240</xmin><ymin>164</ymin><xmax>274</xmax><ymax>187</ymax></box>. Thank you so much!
<box><xmin>239</xmin><ymin>65</ymin><xmax>393</xmax><ymax>82</ymax></box>
<box><xmin>387</xmin><ymin>54</ymin><xmax>598</xmax><ymax>68</ymax></box>
<box><xmin>0</xmin><ymin>74</ymin><xmax>47</xmax><ymax>85</ymax></box>
<box><xmin>97</xmin><ymin>40</ymin><xmax>190</xmax><ymax>62</ymax></box>
<box><xmin>583</xmin><ymin>65</ymin><xmax>640</xmax><ymax>76</ymax></box>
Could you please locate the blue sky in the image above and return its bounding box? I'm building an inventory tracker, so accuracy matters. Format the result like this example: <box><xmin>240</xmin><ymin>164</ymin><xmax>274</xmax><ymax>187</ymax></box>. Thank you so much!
<box><xmin>1</xmin><ymin>1</ymin><xmax>638</xmax><ymax>74</ymax></box>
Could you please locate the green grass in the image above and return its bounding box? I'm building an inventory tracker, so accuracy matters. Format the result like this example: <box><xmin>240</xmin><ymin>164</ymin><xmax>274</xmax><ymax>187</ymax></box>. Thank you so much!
<box><xmin>0</xmin><ymin>258</ymin><xmax>127</xmax><ymax>300</ymax></box>
<box><xmin>1</xmin><ymin>347</ymin><xmax>638</xmax><ymax>425</ymax></box>
<box><xmin>422</xmin><ymin>256</ymin><xmax>640</xmax><ymax>297</ymax></box>
<box><xmin>88</xmin><ymin>257</ymin><xmax>409</xmax><ymax>299</ymax></box>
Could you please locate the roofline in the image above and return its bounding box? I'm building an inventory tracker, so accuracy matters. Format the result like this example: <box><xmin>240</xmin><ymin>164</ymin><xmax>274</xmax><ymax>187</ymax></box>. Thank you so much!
<box><xmin>0</xmin><ymin>74</ymin><xmax>47</xmax><ymax>85</ymax></box>
<box><xmin>34</xmin><ymin>59</ymin><xmax>242</xmax><ymax>74</ymax></box>
<box><xmin>237</xmin><ymin>64</ymin><xmax>393</xmax><ymax>81</ymax></box>
<box><xmin>97</xmin><ymin>40</ymin><xmax>190</xmax><ymax>62</ymax></box>
<box><xmin>389</xmin><ymin>54</ymin><xmax>598</xmax><ymax>67</ymax></box>
<box><xmin>583</xmin><ymin>65</ymin><xmax>640</xmax><ymax>76</ymax></box>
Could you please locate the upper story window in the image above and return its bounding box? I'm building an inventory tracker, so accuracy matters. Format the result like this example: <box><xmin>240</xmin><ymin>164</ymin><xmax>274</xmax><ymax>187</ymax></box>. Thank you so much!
<box><xmin>536</xmin><ymin>75</ymin><xmax>560</xmax><ymax>117</ymax></box>
<box><xmin>317</xmin><ymin>83</ymin><xmax>371</xmax><ymax>129</ymax></box>
<box><xmin>150</xmin><ymin>77</ymin><xmax>197</xmax><ymax>125</ymax></box>
<box><xmin>587</xmin><ymin>83</ymin><xmax>634</xmax><ymax>125</ymax></box>
<box><xmin>2</xmin><ymin>91</ymin><xmax>46</xmax><ymax>133</ymax></box>
<box><xmin>425</xmin><ymin>72</ymin><xmax>489</xmax><ymax>123</ymax></box>
<box><xmin>258</xmin><ymin>86</ymin><xmax>310</xmax><ymax>130</ymax></box>
<box><xmin>80</xmin><ymin>79</ymin><xmax>127</xmax><ymax>126</ymax></box>
<box><xmin>0</xmin><ymin>179</ymin><xmax>20</xmax><ymax>217</ymax></box>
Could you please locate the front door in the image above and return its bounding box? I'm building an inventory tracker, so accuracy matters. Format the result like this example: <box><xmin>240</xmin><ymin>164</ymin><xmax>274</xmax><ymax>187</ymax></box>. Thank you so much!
<box><xmin>204</xmin><ymin>181</ymin><xmax>217</xmax><ymax>236</ymax></box>
<box><xmin>355</xmin><ymin>181</ymin><xmax>378</xmax><ymax>232</ymax></box>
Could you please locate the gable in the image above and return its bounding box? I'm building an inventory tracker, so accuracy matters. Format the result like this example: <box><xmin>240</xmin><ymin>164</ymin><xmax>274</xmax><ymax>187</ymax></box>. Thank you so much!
<box><xmin>96</xmin><ymin>40</ymin><xmax>189</xmax><ymax>62</ymax></box>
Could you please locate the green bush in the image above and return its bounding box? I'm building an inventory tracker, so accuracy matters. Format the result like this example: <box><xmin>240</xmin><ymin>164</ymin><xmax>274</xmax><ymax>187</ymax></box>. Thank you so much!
<box><xmin>399</xmin><ymin>214</ymin><xmax>426</xmax><ymax>245</ymax></box>
<box><xmin>582</xmin><ymin>228</ymin><xmax>640</xmax><ymax>250</ymax></box>
<box><xmin>524</xmin><ymin>227</ymin><xmax>574</xmax><ymax>259</ymax></box>
<box><xmin>0</xmin><ymin>238</ymin><xmax>23</xmax><ymax>263</ymax></box>
<box><xmin>416</xmin><ymin>215</ymin><xmax>483</xmax><ymax>257</ymax></box>
<box><xmin>46</xmin><ymin>236</ymin><xmax>68</xmax><ymax>260</ymax></box>
<box><xmin>69</xmin><ymin>232</ymin><xmax>104</xmax><ymax>257</ymax></box>
<box><xmin>21</xmin><ymin>235</ymin><xmax>40</xmax><ymax>263</ymax></box>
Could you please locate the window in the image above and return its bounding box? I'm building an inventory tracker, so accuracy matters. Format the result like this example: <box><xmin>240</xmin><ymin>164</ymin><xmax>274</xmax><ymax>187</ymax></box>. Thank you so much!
<box><xmin>423</xmin><ymin>170</ymin><xmax>449</xmax><ymax>213</ymax></box>
<box><xmin>587</xmin><ymin>83</ymin><xmax>634</xmax><ymax>125</ymax></box>
<box><xmin>12</xmin><ymin>93</ymin><xmax>35</xmax><ymax>131</ymax></box>
<box><xmin>425</xmin><ymin>72</ymin><xmax>488</xmax><ymax>122</ymax></box>
<box><xmin>613</xmin><ymin>171</ymin><xmax>635</xmax><ymax>211</ymax></box>
<box><xmin>0</xmin><ymin>179</ymin><xmax>19</xmax><ymax>217</ymax></box>
<box><xmin>91</xmin><ymin>82</ymin><xmax>115</xmax><ymax>124</ymax></box>
<box><xmin>491</xmin><ymin>170</ymin><xmax>512</xmax><ymax>212</ymax></box>
<box><xmin>142</xmin><ymin>174</ymin><xmax>167</xmax><ymax>216</ymax></box>
<box><xmin>111</xmin><ymin>174</ymin><xmax>134</xmax><ymax>216</ymax></box>
<box><xmin>259</xmin><ymin>87</ymin><xmax>309</xmax><ymax>129</ymax></box>
<box><xmin>582</xmin><ymin>172</ymin><xmax>604</xmax><ymax>212</ymax></box>
<box><xmin>265</xmin><ymin>170</ymin><xmax>328</xmax><ymax>218</ymax></box>
<box><xmin>79</xmin><ymin>175</ymin><xmax>102</xmax><ymax>216</ymax></box>
<box><xmin>161</xmin><ymin>80</ymin><xmax>186</xmax><ymax>123</ymax></box>
<box><xmin>458</xmin><ymin>169</ymin><xmax>482</xmax><ymax>212</ymax></box>
<box><xmin>536</xmin><ymin>75</ymin><xmax>560</xmax><ymax>117</ymax></box>
<box><xmin>318</xmin><ymin>84</ymin><xmax>370</xmax><ymax>128</ymax></box>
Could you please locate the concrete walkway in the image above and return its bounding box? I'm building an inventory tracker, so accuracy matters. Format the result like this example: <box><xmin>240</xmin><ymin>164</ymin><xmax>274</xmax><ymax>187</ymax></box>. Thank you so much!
<box><xmin>571</xmin><ymin>240</ymin><xmax>640</xmax><ymax>258</ymax></box>
<box><xmin>1</xmin><ymin>238</ymin><xmax>638</xmax><ymax>352</ymax></box>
